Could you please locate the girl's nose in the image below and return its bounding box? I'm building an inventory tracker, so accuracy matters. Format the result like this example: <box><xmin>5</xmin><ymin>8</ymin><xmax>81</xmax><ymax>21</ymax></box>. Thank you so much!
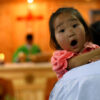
<box><xmin>67</xmin><ymin>29</ymin><xmax>75</xmax><ymax>38</ymax></box>
<box><xmin>68</xmin><ymin>33</ymin><xmax>75</xmax><ymax>38</ymax></box>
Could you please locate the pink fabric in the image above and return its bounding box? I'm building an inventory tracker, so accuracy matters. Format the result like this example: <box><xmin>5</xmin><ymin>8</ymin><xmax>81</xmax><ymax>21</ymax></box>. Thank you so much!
<box><xmin>51</xmin><ymin>42</ymin><xmax>100</xmax><ymax>80</ymax></box>
<box><xmin>51</xmin><ymin>50</ymin><xmax>74</xmax><ymax>79</ymax></box>
<box><xmin>82</xmin><ymin>42</ymin><xmax>100</xmax><ymax>53</ymax></box>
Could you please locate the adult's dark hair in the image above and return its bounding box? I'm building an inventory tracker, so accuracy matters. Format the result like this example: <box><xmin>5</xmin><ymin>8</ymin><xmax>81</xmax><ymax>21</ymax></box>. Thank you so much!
<box><xmin>26</xmin><ymin>33</ymin><xmax>33</xmax><ymax>41</ymax></box>
<box><xmin>90</xmin><ymin>21</ymin><xmax>100</xmax><ymax>46</ymax></box>
<box><xmin>49</xmin><ymin>7</ymin><xmax>92</xmax><ymax>50</ymax></box>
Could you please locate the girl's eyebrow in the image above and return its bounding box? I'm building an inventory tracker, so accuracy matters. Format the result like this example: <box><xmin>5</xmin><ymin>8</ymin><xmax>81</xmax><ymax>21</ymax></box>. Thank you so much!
<box><xmin>56</xmin><ymin>18</ymin><xmax>77</xmax><ymax>29</ymax></box>
<box><xmin>56</xmin><ymin>22</ymin><xmax>64</xmax><ymax>29</ymax></box>
<box><xmin>68</xmin><ymin>18</ymin><xmax>77</xmax><ymax>22</ymax></box>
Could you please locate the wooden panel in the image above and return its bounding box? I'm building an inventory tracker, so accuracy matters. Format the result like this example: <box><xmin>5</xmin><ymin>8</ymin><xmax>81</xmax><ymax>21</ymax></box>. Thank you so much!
<box><xmin>0</xmin><ymin>63</ymin><xmax>57</xmax><ymax>100</ymax></box>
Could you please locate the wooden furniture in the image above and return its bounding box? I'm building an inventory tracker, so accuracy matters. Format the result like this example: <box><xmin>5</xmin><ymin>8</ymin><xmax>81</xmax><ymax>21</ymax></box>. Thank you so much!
<box><xmin>0</xmin><ymin>78</ymin><xmax>14</xmax><ymax>100</ymax></box>
<box><xmin>0</xmin><ymin>62</ymin><xmax>57</xmax><ymax>100</ymax></box>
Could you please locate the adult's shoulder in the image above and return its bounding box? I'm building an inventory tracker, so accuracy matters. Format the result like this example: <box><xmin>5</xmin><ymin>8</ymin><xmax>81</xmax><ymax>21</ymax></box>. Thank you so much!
<box><xmin>17</xmin><ymin>45</ymin><xmax>27</xmax><ymax>50</ymax></box>
<box><xmin>49</xmin><ymin>60</ymin><xmax>100</xmax><ymax>100</ymax></box>
<box><xmin>32</xmin><ymin>44</ymin><xmax>40</xmax><ymax>48</ymax></box>
<box><xmin>32</xmin><ymin>44</ymin><xmax>41</xmax><ymax>51</ymax></box>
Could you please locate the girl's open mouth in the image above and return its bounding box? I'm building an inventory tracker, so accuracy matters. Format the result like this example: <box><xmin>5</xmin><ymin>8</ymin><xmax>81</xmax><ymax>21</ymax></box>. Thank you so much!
<box><xmin>70</xmin><ymin>40</ymin><xmax>78</xmax><ymax>47</ymax></box>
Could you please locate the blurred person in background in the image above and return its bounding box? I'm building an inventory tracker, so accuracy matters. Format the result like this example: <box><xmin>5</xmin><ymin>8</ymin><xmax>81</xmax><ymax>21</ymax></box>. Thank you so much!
<box><xmin>12</xmin><ymin>33</ymin><xmax>41</xmax><ymax>62</ymax></box>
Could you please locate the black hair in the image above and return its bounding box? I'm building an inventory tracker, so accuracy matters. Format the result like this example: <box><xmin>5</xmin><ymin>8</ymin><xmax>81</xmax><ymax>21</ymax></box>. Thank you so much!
<box><xmin>90</xmin><ymin>21</ymin><xmax>100</xmax><ymax>46</ymax></box>
<box><xmin>26</xmin><ymin>33</ymin><xmax>33</xmax><ymax>41</ymax></box>
<box><xmin>49</xmin><ymin>7</ymin><xmax>92</xmax><ymax>50</ymax></box>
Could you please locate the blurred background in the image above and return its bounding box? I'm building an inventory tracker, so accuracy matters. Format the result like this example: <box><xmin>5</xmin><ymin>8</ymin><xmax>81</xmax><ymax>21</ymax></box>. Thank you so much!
<box><xmin>0</xmin><ymin>0</ymin><xmax>100</xmax><ymax>100</ymax></box>
<box><xmin>0</xmin><ymin>0</ymin><xmax>100</xmax><ymax>62</ymax></box>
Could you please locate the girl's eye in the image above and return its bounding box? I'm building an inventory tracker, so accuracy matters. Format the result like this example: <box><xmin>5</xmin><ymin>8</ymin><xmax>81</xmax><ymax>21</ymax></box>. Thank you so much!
<box><xmin>73</xmin><ymin>24</ymin><xmax>78</xmax><ymax>28</ymax></box>
<box><xmin>59</xmin><ymin>29</ymin><xmax>65</xmax><ymax>32</ymax></box>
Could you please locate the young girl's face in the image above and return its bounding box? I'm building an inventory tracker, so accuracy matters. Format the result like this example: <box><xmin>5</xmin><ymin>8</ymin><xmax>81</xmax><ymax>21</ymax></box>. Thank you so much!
<box><xmin>54</xmin><ymin>12</ymin><xmax>86</xmax><ymax>53</ymax></box>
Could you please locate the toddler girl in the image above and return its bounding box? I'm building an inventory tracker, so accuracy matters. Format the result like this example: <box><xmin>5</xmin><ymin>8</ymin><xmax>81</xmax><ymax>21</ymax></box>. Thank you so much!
<box><xmin>49</xmin><ymin>8</ymin><xmax>100</xmax><ymax>79</ymax></box>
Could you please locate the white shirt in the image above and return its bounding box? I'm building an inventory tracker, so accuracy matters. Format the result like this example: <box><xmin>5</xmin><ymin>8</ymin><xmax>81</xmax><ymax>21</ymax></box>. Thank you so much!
<box><xmin>49</xmin><ymin>60</ymin><xmax>100</xmax><ymax>100</ymax></box>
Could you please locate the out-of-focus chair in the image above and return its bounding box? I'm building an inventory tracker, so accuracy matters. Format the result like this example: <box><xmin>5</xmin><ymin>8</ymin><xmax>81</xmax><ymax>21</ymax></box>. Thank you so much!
<box><xmin>0</xmin><ymin>78</ymin><xmax>14</xmax><ymax>100</ymax></box>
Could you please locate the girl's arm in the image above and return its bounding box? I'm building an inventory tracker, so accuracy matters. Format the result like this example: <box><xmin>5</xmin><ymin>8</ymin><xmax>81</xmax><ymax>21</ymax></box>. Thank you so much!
<box><xmin>89</xmin><ymin>55</ymin><xmax>100</xmax><ymax>62</ymax></box>
<box><xmin>68</xmin><ymin>48</ymin><xmax>100</xmax><ymax>69</ymax></box>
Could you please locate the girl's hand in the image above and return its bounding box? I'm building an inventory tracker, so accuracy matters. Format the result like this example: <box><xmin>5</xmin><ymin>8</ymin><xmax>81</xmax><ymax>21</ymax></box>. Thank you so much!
<box><xmin>88</xmin><ymin>55</ymin><xmax>100</xmax><ymax>63</ymax></box>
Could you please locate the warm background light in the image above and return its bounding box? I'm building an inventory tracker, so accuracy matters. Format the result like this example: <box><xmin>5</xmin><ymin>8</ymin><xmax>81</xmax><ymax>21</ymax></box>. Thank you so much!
<box><xmin>0</xmin><ymin>0</ymin><xmax>100</xmax><ymax>62</ymax></box>
<box><xmin>27</xmin><ymin>0</ymin><xmax>34</xmax><ymax>3</ymax></box>
<box><xmin>0</xmin><ymin>53</ymin><xmax>5</xmax><ymax>61</ymax></box>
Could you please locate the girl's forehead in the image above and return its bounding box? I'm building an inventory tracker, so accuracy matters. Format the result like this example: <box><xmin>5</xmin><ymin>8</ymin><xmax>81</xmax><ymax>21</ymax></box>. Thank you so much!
<box><xmin>58</xmin><ymin>12</ymin><xmax>74</xmax><ymax>18</ymax></box>
<box><xmin>54</xmin><ymin>12</ymin><xmax>79</xmax><ymax>28</ymax></box>
<box><xmin>55</xmin><ymin>12</ymin><xmax>79</xmax><ymax>22</ymax></box>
